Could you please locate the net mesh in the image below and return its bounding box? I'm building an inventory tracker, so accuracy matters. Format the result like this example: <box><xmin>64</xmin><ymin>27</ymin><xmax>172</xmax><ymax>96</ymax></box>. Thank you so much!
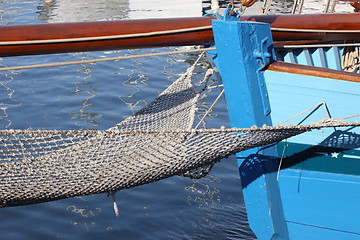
<box><xmin>0</xmin><ymin>63</ymin><xmax>359</xmax><ymax>208</ymax></box>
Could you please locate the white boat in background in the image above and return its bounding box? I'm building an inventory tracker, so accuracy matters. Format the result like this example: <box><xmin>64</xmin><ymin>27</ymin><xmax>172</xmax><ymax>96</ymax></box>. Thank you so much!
<box><xmin>128</xmin><ymin>0</ymin><xmax>203</xmax><ymax>19</ymax></box>
<box><xmin>39</xmin><ymin>0</ymin><xmax>130</xmax><ymax>22</ymax></box>
<box><xmin>39</xmin><ymin>0</ymin><xmax>203</xmax><ymax>23</ymax></box>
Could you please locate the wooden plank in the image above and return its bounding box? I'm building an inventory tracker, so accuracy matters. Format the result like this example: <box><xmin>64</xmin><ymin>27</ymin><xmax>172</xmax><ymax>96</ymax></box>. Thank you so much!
<box><xmin>0</xmin><ymin>17</ymin><xmax>214</xmax><ymax>57</ymax></box>
<box><xmin>212</xmin><ymin>20</ymin><xmax>289</xmax><ymax>240</ymax></box>
<box><xmin>0</xmin><ymin>14</ymin><xmax>360</xmax><ymax>57</ymax></box>
<box><xmin>279</xmin><ymin>170</ymin><xmax>360</xmax><ymax>237</ymax></box>
<box><xmin>242</xmin><ymin>14</ymin><xmax>360</xmax><ymax>42</ymax></box>
<box><xmin>267</xmin><ymin>61</ymin><xmax>360</xmax><ymax>82</ymax></box>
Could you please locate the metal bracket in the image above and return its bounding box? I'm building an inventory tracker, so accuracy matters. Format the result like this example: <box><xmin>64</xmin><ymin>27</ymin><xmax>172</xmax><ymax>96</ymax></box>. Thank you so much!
<box><xmin>253</xmin><ymin>37</ymin><xmax>272</xmax><ymax>72</ymax></box>
<box><xmin>254</xmin><ymin>36</ymin><xmax>273</xmax><ymax>115</ymax></box>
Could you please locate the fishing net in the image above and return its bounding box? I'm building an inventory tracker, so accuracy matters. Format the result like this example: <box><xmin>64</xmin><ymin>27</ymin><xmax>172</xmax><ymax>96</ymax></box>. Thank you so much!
<box><xmin>0</xmin><ymin>61</ymin><xmax>359</xmax><ymax>208</ymax></box>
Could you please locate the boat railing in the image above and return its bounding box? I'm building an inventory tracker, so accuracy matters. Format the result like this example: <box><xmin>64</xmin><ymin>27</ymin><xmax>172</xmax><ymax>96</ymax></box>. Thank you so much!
<box><xmin>274</xmin><ymin>42</ymin><xmax>360</xmax><ymax>73</ymax></box>
<box><xmin>267</xmin><ymin>61</ymin><xmax>360</xmax><ymax>82</ymax></box>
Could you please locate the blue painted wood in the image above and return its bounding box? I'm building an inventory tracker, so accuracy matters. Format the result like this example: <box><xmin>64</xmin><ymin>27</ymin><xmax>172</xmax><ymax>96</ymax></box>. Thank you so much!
<box><xmin>211</xmin><ymin>20</ymin><xmax>289</xmax><ymax>240</ymax></box>
<box><xmin>289</xmin><ymin>51</ymin><xmax>298</xmax><ymax>64</ymax></box>
<box><xmin>279</xmin><ymin>170</ymin><xmax>360</xmax><ymax>238</ymax></box>
<box><xmin>304</xmin><ymin>49</ymin><xmax>314</xmax><ymax>66</ymax></box>
<box><xmin>264</xmin><ymin>70</ymin><xmax>360</xmax><ymax>145</ymax></box>
<box><xmin>275</xmin><ymin>46</ymin><xmax>347</xmax><ymax>71</ymax></box>
<box><xmin>333</xmin><ymin>47</ymin><xmax>342</xmax><ymax>71</ymax></box>
<box><xmin>293</xmin><ymin>49</ymin><xmax>306</xmax><ymax>66</ymax></box>
<box><xmin>286</xmin><ymin>221</ymin><xmax>360</xmax><ymax>240</ymax></box>
<box><xmin>318</xmin><ymin>48</ymin><xmax>328</xmax><ymax>68</ymax></box>
<box><xmin>263</xmin><ymin>69</ymin><xmax>360</xmax><ymax>239</ymax></box>
<box><xmin>324</xmin><ymin>47</ymin><xmax>338</xmax><ymax>70</ymax></box>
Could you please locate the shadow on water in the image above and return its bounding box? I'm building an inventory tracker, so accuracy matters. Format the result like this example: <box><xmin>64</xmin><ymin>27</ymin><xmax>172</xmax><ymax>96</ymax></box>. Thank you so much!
<box><xmin>239</xmin><ymin>128</ymin><xmax>360</xmax><ymax>188</ymax></box>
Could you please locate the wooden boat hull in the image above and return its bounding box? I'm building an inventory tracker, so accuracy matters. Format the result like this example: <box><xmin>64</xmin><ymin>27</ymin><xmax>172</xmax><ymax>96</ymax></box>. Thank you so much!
<box><xmin>265</xmin><ymin>68</ymin><xmax>360</xmax><ymax>239</ymax></box>
<box><xmin>210</xmin><ymin>19</ymin><xmax>359</xmax><ymax>240</ymax></box>
<box><xmin>1</xmin><ymin>14</ymin><xmax>360</xmax><ymax>57</ymax></box>
<box><xmin>265</xmin><ymin>41</ymin><xmax>360</xmax><ymax>239</ymax></box>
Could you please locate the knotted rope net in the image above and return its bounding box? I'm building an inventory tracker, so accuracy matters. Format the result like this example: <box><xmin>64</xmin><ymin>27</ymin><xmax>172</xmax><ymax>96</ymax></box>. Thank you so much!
<box><xmin>0</xmin><ymin>61</ymin><xmax>359</xmax><ymax>208</ymax></box>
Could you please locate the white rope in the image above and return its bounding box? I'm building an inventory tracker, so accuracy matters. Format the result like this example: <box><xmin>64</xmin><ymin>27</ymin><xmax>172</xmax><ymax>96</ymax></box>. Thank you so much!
<box><xmin>271</xmin><ymin>27</ymin><xmax>360</xmax><ymax>33</ymax></box>
<box><xmin>0</xmin><ymin>25</ymin><xmax>213</xmax><ymax>46</ymax></box>
<box><xmin>342</xmin><ymin>43</ymin><xmax>360</xmax><ymax>72</ymax></box>
<box><xmin>338</xmin><ymin>113</ymin><xmax>360</xmax><ymax>120</ymax></box>
<box><xmin>275</xmin><ymin>42</ymin><xmax>360</xmax><ymax>49</ymax></box>
<box><xmin>206</xmin><ymin>84</ymin><xmax>223</xmax><ymax>90</ymax></box>
<box><xmin>276</xmin><ymin>102</ymin><xmax>328</xmax><ymax>126</ymax></box>
<box><xmin>195</xmin><ymin>89</ymin><xmax>224</xmax><ymax>129</ymax></box>
<box><xmin>298</xmin><ymin>0</ymin><xmax>305</xmax><ymax>14</ymax></box>
<box><xmin>0</xmin><ymin>47</ymin><xmax>216</xmax><ymax>72</ymax></box>
<box><xmin>261</xmin><ymin>0</ymin><xmax>272</xmax><ymax>14</ymax></box>
<box><xmin>277</xmin><ymin>138</ymin><xmax>287</xmax><ymax>181</ymax></box>
<box><xmin>291</xmin><ymin>0</ymin><xmax>299</xmax><ymax>14</ymax></box>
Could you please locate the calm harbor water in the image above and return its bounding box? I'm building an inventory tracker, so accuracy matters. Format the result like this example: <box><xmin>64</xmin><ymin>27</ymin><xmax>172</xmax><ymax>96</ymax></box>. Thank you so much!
<box><xmin>0</xmin><ymin>0</ymin><xmax>255</xmax><ymax>239</ymax></box>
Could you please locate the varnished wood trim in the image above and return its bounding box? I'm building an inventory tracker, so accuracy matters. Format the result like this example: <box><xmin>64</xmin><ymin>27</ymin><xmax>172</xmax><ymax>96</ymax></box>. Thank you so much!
<box><xmin>242</xmin><ymin>14</ymin><xmax>360</xmax><ymax>42</ymax></box>
<box><xmin>1</xmin><ymin>14</ymin><xmax>360</xmax><ymax>56</ymax></box>
<box><xmin>0</xmin><ymin>18</ymin><xmax>214</xmax><ymax>57</ymax></box>
<box><xmin>350</xmin><ymin>1</ymin><xmax>360</xmax><ymax>11</ymax></box>
<box><xmin>267</xmin><ymin>61</ymin><xmax>360</xmax><ymax>83</ymax></box>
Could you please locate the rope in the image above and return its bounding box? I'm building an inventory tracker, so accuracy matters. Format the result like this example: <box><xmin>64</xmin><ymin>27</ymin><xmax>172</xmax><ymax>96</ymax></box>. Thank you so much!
<box><xmin>324</xmin><ymin>0</ymin><xmax>337</xmax><ymax>13</ymax></box>
<box><xmin>261</xmin><ymin>0</ymin><xmax>272</xmax><ymax>14</ymax></box>
<box><xmin>0</xmin><ymin>26</ymin><xmax>213</xmax><ymax>46</ymax></box>
<box><xmin>0</xmin><ymin>45</ymin><xmax>359</xmax><ymax>207</ymax></box>
<box><xmin>275</xmin><ymin>42</ymin><xmax>360</xmax><ymax>49</ymax></box>
<box><xmin>342</xmin><ymin>42</ymin><xmax>360</xmax><ymax>72</ymax></box>
<box><xmin>271</xmin><ymin>27</ymin><xmax>360</xmax><ymax>33</ymax></box>
<box><xmin>3</xmin><ymin>119</ymin><xmax>358</xmax><ymax>136</ymax></box>
<box><xmin>291</xmin><ymin>0</ymin><xmax>299</xmax><ymax>14</ymax></box>
<box><xmin>338</xmin><ymin>113</ymin><xmax>360</xmax><ymax>120</ymax></box>
<box><xmin>206</xmin><ymin>84</ymin><xmax>223</xmax><ymax>90</ymax></box>
<box><xmin>277</xmin><ymin>138</ymin><xmax>287</xmax><ymax>181</ymax></box>
<box><xmin>0</xmin><ymin>47</ymin><xmax>216</xmax><ymax>72</ymax></box>
<box><xmin>276</xmin><ymin>102</ymin><xmax>328</xmax><ymax>126</ymax></box>
<box><xmin>298</xmin><ymin>0</ymin><xmax>305</xmax><ymax>14</ymax></box>
<box><xmin>195</xmin><ymin>89</ymin><xmax>224</xmax><ymax>129</ymax></box>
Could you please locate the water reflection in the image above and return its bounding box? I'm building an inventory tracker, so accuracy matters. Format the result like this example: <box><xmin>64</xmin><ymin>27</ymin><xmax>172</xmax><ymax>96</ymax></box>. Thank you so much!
<box><xmin>0</xmin><ymin>66</ymin><xmax>21</xmax><ymax>129</ymax></box>
<box><xmin>37</xmin><ymin>0</ymin><xmax>203</xmax><ymax>23</ymax></box>
<box><xmin>37</xmin><ymin>0</ymin><xmax>130</xmax><ymax>22</ymax></box>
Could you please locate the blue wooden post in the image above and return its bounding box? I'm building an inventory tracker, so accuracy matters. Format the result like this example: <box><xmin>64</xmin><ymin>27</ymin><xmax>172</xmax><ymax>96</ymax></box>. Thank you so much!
<box><xmin>211</xmin><ymin>20</ymin><xmax>289</xmax><ymax>240</ymax></box>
